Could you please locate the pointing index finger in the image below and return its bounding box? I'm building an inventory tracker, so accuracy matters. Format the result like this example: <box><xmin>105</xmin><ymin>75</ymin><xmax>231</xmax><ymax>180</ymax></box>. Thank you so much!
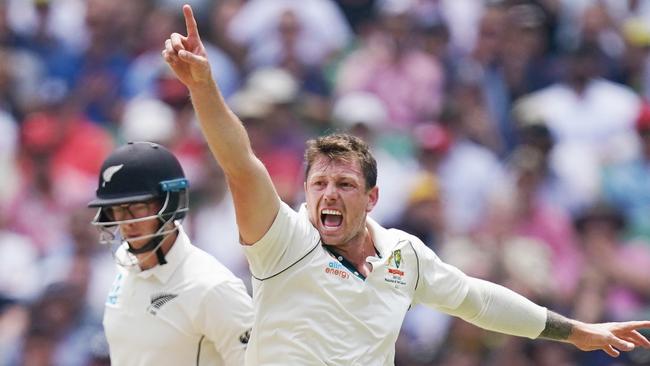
<box><xmin>621</xmin><ymin>321</ymin><xmax>650</xmax><ymax>331</ymax></box>
<box><xmin>183</xmin><ymin>4</ymin><xmax>199</xmax><ymax>38</ymax></box>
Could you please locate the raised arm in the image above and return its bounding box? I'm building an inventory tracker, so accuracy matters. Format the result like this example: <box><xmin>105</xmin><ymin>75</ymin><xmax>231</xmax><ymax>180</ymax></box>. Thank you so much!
<box><xmin>162</xmin><ymin>4</ymin><xmax>279</xmax><ymax>244</ymax></box>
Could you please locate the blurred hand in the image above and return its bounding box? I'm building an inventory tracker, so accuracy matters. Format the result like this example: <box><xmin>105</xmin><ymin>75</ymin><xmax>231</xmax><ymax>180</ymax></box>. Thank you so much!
<box><xmin>569</xmin><ymin>320</ymin><xmax>650</xmax><ymax>357</ymax></box>
<box><xmin>162</xmin><ymin>4</ymin><xmax>212</xmax><ymax>88</ymax></box>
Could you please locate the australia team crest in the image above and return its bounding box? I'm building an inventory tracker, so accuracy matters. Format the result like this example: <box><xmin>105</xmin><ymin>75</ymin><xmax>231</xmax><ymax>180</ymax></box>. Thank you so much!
<box><xmin>385</xmin><ymin>249</ymin><xmax>407</xmax><ymax>287</ymax></box>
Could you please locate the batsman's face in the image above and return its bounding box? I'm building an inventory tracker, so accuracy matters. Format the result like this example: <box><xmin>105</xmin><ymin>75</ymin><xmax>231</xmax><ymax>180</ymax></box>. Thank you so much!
<box><xmin>305</xmin><ymin>156</ymin><xmax>378</xmax><ymax>246</ymax></box>
<box><xmin>106</xmin><ymin>201</ymin><xmax>162</xmax><ymax>250</ymax></box>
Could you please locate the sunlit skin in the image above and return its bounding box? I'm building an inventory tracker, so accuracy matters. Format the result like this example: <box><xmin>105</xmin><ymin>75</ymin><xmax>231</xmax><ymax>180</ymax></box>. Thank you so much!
<box><xmin>110</xmin><ymin>202</ymin><xmax>177</xmax><ymax>270</ymax></box>
<box><xmin>305</xmin><ymin>155</ymin><xmax>378</xmax><ymax>276</ymax></box>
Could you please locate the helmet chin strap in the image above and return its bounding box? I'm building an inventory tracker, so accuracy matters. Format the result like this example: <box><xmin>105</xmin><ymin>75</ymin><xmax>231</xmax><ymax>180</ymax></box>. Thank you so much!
<box><xmin>126</xmin><ymin>236</ymin><xmax>167</xmax><ymax>265</ymax></box>
<box><xmin>126</xmin><ymin>222</ymin><xmax>168</xmax><ymax>265</ymax></box>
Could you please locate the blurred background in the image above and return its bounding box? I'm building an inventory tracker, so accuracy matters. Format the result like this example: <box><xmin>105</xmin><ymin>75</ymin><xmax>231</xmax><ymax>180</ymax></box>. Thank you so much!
<box><xmin>1</xmin><ymin>0</ymin><xmax>650</xmax><ymax>365</ymax></box>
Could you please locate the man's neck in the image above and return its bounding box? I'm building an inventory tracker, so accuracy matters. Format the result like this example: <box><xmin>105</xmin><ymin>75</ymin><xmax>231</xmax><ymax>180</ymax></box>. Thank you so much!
<box><xmin>329</xmin><ymin>227</ymin><xmax>376</xmax><ymax>277</ymax></box>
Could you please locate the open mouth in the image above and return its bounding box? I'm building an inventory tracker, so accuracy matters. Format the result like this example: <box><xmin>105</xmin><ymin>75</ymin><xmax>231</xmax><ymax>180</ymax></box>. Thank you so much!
<box><xmin>320</xmin><ymin>208</ymin><xmax>343</xmax><ymax>229</ymax></box>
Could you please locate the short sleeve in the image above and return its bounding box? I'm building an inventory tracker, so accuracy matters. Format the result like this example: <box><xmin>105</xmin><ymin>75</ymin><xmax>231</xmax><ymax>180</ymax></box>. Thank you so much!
<box><xmin>196</xmin><ymin>278</ymin><xmax>254</xmax><ymax>365</ymax></box>
<box><xmin>411</xmin><ymin>237</ymin><xmax>470</xmax><ymax>310</ymax></box>
<box><xmin>243</xmin><ymin>202</ymin><xmax>320</xmax><ymax>279</ymax></box>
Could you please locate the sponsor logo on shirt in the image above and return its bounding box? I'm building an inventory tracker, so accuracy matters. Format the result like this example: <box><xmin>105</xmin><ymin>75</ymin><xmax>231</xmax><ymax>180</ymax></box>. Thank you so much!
<box><xmin>106</xmin><ymin>273</ymin><xmax>124</xmax><ymax>306</ymax></box>
<box><xmin>324</xmin><ymin>261</ymin><xmax>350</xmax><ymax>280</ymax></box>
<box><xmin>385</xmin><ymin>250</ymin><xmax>407</xmax><ymax>287</ymax></box>
<box><xmin>147</xmin><ymin>292</ymin><xmax>178</xmax><ymax>315</ymax></box>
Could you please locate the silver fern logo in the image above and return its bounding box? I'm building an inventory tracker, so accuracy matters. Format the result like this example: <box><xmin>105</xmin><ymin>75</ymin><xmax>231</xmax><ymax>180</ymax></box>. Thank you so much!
<box><xmin>147</xmin><ymin>293</ymin><xmax>178</xmax><ymax>315</ymax></box>
<box><xmin>102</xmin><ymin>164</ymin><xmax>124</xmax><ymax>187</ymax></box>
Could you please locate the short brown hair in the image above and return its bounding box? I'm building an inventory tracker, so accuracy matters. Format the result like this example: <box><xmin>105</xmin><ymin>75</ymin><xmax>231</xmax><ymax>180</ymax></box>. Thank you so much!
<box><xmin>304</xmin><ymin>133</ymin><xmax>377</xmax><ymax>190</ymax></box>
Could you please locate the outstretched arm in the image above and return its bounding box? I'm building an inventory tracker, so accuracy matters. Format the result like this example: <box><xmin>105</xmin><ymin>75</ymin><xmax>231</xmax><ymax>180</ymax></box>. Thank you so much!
<box><xmin>443</xmin><ymin>277</ymin><xmax>650</xmax><ymax>357</ymax></box>
<box><xmin>162</xmin><ymin>4</ymin><xmax>279</xmax><ymax>245</ymax></box>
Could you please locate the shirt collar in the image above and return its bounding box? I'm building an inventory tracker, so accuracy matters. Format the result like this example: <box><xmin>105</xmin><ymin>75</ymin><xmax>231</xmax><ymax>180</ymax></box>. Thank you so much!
<box><xmin>365</xmin><ymin>215</ymin><xmax>397</xmax><ymax>261</ymax></box>
<box><xmin>137</xmin><ymin>223</ymin><xmax>191</xmax><ymax>283</ymax></box>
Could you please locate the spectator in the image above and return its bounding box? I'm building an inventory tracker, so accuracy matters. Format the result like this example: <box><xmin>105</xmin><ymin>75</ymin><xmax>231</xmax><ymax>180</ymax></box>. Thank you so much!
<box><xmin>414</xmin><ymin>120</ymin><xmax>506</xmax><ymax>235</ymax></box>
<box><xmin>602</xmin><ymin>101</ymin><xmax>650</xmax><ymax>240</ymax></box>
<box><xmin>336</xmin><ymin>0</ymin><xmax>445</xmax><ymax>127</ymax></box>
<box><xmin>573</xmin><ymin>202</ymin><xmax>650</xmax><ymax>323</ymax></box>
<box><xmin>228</xmin><ymin>0</ymin><xmax>351</xmax><ymax>70</ymax></box>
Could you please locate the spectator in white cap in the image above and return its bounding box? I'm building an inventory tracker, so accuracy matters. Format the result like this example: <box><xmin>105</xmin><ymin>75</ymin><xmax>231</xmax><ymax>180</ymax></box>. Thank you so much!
<box><xmin>120</xmin><ymin>97</ymin><xmax>176</xmax><ymax>145</ymax></box>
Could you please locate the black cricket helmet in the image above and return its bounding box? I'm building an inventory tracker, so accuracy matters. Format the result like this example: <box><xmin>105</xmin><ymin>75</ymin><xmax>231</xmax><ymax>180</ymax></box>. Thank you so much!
<box><xmin>89</xmin><ymin>142</ymin><xmax>189</xmax><ymax>267</ymax></box>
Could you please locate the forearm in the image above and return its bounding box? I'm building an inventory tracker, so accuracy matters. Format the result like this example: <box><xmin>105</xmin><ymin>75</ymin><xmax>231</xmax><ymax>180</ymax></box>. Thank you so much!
<box><xmin>538</xmin><ymin>310</ymin><xmax>574</xmax><ymax>341</ymax></box>
<box><xmin>188</xmin><ymin>80</ymin><xmax>257</xmax><ymax>178</ymax></box>
<box><xmin>189</xmin><ymin>79</ymin><xmax>280</xmax><ymax>244</ymax></box>
<box><xmin>537</xmin><ymin>311</ymin><xmax>646</xmax><ymax>357</ymax></box>
<box><xmin>443</xmin><ymin>277</ymin><xmax>547</xmax><ymax>339</ymax></box>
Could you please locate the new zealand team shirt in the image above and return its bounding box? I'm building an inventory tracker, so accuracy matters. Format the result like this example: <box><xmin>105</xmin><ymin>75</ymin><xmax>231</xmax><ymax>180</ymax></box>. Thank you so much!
<box><xmin>243</xmin><ymin>203</ymin><xmax>470</xmax><ymax>366</ymax></box>
<box><xmin>103</xmin><ymin>226</ymin><xmax>253</xmax><ymax>366</ymax></box>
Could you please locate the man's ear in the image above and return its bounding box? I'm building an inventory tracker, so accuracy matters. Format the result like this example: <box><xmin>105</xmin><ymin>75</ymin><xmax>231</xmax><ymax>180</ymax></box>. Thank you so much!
<box><xmin>366</xmin><ymin>186</ymin><xmax>379</xmax><ymax>213</ymax></box>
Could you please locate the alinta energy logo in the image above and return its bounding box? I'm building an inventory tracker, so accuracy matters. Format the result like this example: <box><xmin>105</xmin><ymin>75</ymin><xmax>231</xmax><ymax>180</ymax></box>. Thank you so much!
<box><xmin>324</xmin><ymin>261</ymin><xmax>350</xmax><ymax>280</ymax></box>
<box><xmin>147</xmin><ymin>292</ymin><xmax>178</xmax><ymax>315</ymax></box>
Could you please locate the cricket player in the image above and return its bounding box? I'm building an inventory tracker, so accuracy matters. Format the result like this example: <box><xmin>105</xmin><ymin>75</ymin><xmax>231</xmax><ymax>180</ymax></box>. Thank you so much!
<box><xmin>163</xmin><ymin>5</ymin><xmax>650</xmax><ymax>365</ymax></box>
<box><xmin>89</xmin><ymin>142</ymin><xmax>253</xmax><ymax>365</ymax></box>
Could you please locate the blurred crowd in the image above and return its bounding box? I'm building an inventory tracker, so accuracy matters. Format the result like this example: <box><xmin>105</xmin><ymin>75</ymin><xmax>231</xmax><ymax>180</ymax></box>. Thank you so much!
<box><xmin>1</xmin><ymin>0</ymin><xmax>650</xmax><ymax>365</ymax></box>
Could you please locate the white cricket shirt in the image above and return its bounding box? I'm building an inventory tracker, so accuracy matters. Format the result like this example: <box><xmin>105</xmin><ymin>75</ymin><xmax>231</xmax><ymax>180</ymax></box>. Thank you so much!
<box><xmin>103</xmin><ymin>225</ymin><xmax>253</xmax><ymax>366</ymax></box>
<box><xmin>243</xmin><ymin>203</ymin><xmax>471</xmax><ymax>365</ymax></box>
